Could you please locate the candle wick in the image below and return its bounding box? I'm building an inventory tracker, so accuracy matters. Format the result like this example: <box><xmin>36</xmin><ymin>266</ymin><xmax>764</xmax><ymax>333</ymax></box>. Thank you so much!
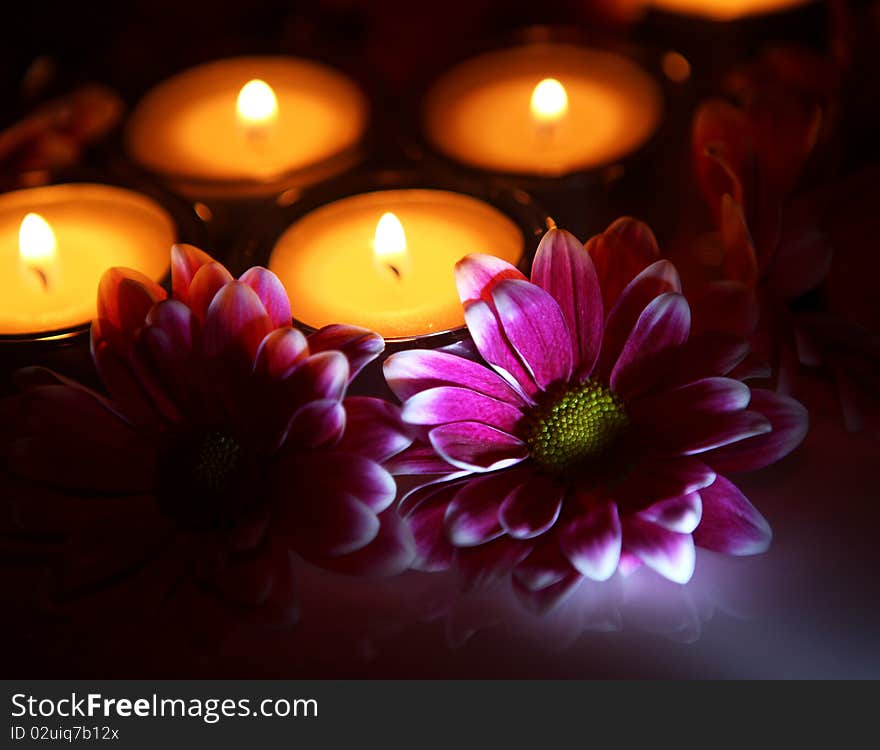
<box><xmin>31</xmin><ymin>266</ymin><xmax>49</xmax><ymax>292</ymax></box>
<box><xmin>386</xmin><ymin>263</ymin><xmax>402</xmax><ymax>280</ymax></box>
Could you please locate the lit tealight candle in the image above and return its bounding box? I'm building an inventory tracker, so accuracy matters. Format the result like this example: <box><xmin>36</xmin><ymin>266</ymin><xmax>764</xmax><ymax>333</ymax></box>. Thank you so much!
<box><xmin>0</xmin><ymin>184</ymin><xmax>174</xmax><ymax>336</ymax></box>
<box><xmin>423</xmin><ymin>43</ymin><xmax>663</xmax><ymax>177</ymax></box>
<box><xmin>126</xmin><ymin>56</ymin><xmax>368</xmax><ymax>198</ymax></box>
<box><xmin>647</xmin><ymin>0</ymin><xmax>813</xmax><ymax>21</ymax></box>
<box><xmin>269</xmin><ymin>190</ymin><xmax>524</xmax><ymax>339</ymax></box>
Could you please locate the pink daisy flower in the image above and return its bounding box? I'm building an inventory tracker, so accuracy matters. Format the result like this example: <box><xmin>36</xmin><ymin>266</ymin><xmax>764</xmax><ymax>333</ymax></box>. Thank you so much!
<box><xmin>385</xmin><ymin>222</ymin><xmax>807</xmax><ymax>609</ymax></box>
<box><xmin>3</xmin><ymin>245</ymin><xmax>413</xmax><ymax>625</ymax></box>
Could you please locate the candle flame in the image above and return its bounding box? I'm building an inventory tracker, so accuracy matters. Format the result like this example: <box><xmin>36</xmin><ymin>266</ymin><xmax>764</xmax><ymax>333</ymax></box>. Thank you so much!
<box><xmin>236</xmin><ymin>79</ymin><xmax>279</xmax><ymax>126</ymax></box>
<box><xmin>530</xmin><ymin>78</ymin><xmax>568</xmax><ymax>124</ymax></box>
<box><xmin>19</xmin><ymin>212</ymin><xmax>56</xmax><ymax>266</ymax></box>
<box><xmin>19</xmin><ymin>212</ymin><xmax>56</xmax><ymax>291</ymax></box>
<box><xmin>374</xmin><ymin>212</ymin><xmax>407</xmax><ymax>279</ymax></box>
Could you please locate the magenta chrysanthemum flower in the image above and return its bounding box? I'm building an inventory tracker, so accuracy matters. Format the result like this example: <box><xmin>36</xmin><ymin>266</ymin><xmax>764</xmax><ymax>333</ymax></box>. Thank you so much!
<box><xmin>3</xmin><ymin>245</ymin><xmax>414</xmax><ymax>625</ymax></box>
<box><xmin>385</xmin><ymin>221</ymin><xmax>807</xmax><ymax>608</ymax></box>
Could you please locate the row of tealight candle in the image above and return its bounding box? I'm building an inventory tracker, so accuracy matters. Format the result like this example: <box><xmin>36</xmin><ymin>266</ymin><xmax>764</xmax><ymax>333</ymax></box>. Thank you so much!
<box><xmin>1</xmin><ymin>0</ymin><xmax>815</xmax><ymax>341</ymax></box>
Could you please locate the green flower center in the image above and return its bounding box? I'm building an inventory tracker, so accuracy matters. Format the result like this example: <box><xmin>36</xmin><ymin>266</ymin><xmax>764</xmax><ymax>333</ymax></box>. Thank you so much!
<box><xmin>525</xmin><ymin>380</ymin><xmax>629</xmax><ymax>475</ymax></box>
<box><xmin>191</xmin><ymin>431</ymin><xmax>242</xmax><ymax>494</ymax></box>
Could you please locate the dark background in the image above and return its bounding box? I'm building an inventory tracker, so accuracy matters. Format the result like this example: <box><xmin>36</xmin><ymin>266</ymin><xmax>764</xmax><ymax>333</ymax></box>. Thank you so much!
<box><xmin>1</xmin><ymin>0</ymin><xmax>878</xmax><ymax>678</ymax></box>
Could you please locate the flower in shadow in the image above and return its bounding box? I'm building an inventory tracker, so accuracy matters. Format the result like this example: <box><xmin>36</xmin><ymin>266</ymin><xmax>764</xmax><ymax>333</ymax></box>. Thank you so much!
<box><xmin>2</xmin><ymin>245</ymin><xmax>414</xmax><ymax>629</ymax></box>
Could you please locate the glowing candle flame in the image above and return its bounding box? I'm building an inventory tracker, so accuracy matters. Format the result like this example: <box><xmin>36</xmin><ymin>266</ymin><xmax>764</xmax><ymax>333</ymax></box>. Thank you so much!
<box><xmin>236</xmin><ymin>79</ymin><xmax>279</xmax><ymax>128</ymax></box>
<box><xmin>530</xmin><ymin>78</ymin><xmax>569</xmax><ymax>124</ymax></box>
<box><xmin>19</xmin><ymin>213</ymin><xmax>56</xmax><ymax>290</ymax></box>
<box><xmin>374</xmin><ymin>212</ymin><xmax>408</xmax><ymax>279</ymax></box>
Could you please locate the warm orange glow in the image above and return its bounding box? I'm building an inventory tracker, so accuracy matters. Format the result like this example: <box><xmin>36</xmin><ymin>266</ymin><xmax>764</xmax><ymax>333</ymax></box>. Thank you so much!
<box><xmin>19</xmin><ymin>212</ymin><xmax>56</xmax><ymax>268</ymax></box>
<box><xmin>649</xmin><ymin>0</ymin><xmax>811</xmax><ymax>22</ymax></box>
<box><xmin>661</xmin><ymin>51</ymin><xmax>692</xmax><ymax>83</ymax></box>
<box><xmin>236</xmin><ymin>79</ymin><xmax>278</xmax><ymax>126</ymax></box>
<box><xmin>373</xmin><ymin>212</ymin><xmax>408</xmax><ymax>278</ymax></box>
<box><xmin>530</xmin><ymin>78</ymin><xmax>569</xmax><ymax>124</ymax></box>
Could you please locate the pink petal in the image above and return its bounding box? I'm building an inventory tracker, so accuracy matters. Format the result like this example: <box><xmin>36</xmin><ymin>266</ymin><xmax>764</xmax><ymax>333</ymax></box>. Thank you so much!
<box><xmin>253</xmin><ymin>327</ymin><xmax>309</xmax><ymax>380</ymax></box>
<box><xmin>238</xmin><ymin>267</ymin><xmax>292</xmax><ymax>329</ymax></box>
<box><xmin>277</xmin><ymin>491</ymin><xmax>379</xmax><ymax>558</ymax></box>
<box><xmin>629</xmin><ymin>377</ymin><xmax>751</xmax><ymax>425</ymax></box>
<box><xmin>383</xmin><ymin>349</ymin><xmax>524</xmax><ymax>406</ymax></box>
<box><xmin>660</xmin><ymin>332</ymin><xmax>750</xmax><ymax>387</ymax></box>
<box><xmin>171</xmin><ymin>243</ymin><xmax>214</xmax><ymax>304</ymax></box>
<box><xmin>587</xmin><ymin>217</ymin><xmax>661</xmax><ymax>312</ymax></box>
<box><xmin>283</xmin><ymin>399</ymin><xmax>346</xmax><ymax>450</ymax></box>
<box><xmin>498</xmin><ymin>474</ymin><xmax>563</xmax><ymax>539</ymax></box>
<box><xmin>402</xmin><ymin>386</ymin><xmax>524</xmax><ymax>433</ymax></box>
<box><xmin>429</xmin><ymin>422</ymin><xmax>528</xmax><ymax>472</ymax></box>
<box><xmin>694</xmin><ymin>475</ymin><xmax>771</xmax><ymax>555</ymax></box>
<box><xmin>512</xmin><ymin>570</ymin><xmax>582</xmax><ymax>614</ymax></box>
<box><xmin>595</xmin><ymin>259</ymin><xmax>682</xmax><ymax>380</ymax></box>
<box><xmin>405</xmin><ymin>483</ymin><xmax>458</xmax><ymax>571</ymax></box>
<box><xmin>659</xmin><ymin>409</ymin><xmax>772</xmax><ymax>456</ymax></box>
<box><xmin>307</xmin><ymin>508</ymin><xmax>416</xmax><ymax>578</ymax></box>
<box><xmin>491</xmin><ymin>279</ymin><xmax>574</xmax><ymax>389</ymax></box>
<box><xmin>610</xmin><ymin>292</ymin><xmax>691</xmax><ymax>401</ymax></box>
<box><xmin>307</xmin><ymin>324</ymin><xmax>384</xmax><ymax>379</ymax></box>
<box><xmin>639</xmin><ymin>493</ymin><xmax>703</xmax><ymax>534</ymax></box>
<box><xmin>444</xmin><ymin>470</ymin><xmax>524</xmax><ymax>546</ymax></box>
<box><xmin>445</xmin><ymin>488</ymin><xmax>504</xmax><ymax>548</ymax></box>
<box><xmin>126</xmin><ymin>332</ymin><xmax>187</xmax><ymax>424</ymax></box>
<box><xmin>204</xmin><ymin>281</ymin><xmax>273</xmax><ymax>363</ymax></box>
<box><xmin>277</xmin><ymin>450</ymin><xmax>396</xmax><ymax>513</ymax></box>
<box><xmin>464</xmin><ymin>300</ymin><xmax>537</xmax><ymax>398</ymax></box>
<box><xmin>139</xmin><ymin>300</ymin><xmax>203</xmax><ymax>417</ymax></box>
<box><xmin>337</xmin><ymin>396</ymin><xmax>412</xmax><ymax>463</ymax></box>
<box><xmin>512</xmin><ymin>538</ymin><xmax>575</xmax><ymax>591</ymax></box>
<box><xmin>704</xmin><ymin>389</ymin><xmax>808</xmax><ymax>472</ymax></box>
<box><xmin>188</xmin><ymin>262</ymin><xmax>234</xmax><ymax>323</ymax></box>
<box><xmin>612</xmin><ymin>457</ymin><xmax>716</xmax><ymax>512</ymax></box>
<box><xmin>283</xmin><ymin>350</ymin><xmax>349</xmax><ymax>403</ymax></box>
<box><xmin>386</xmin><ymin>445</ymin><xmax>461</xmax><ymax>478</ymax></box>
<box><xmin>455</xmin><ymin>253</ymin><xmax>526</xmax><ymax>305</ymax></box>
<box><xmin>530</xmin><ymin>228</ymin><xmax>603</xmax><ymax>377</ymax></box>
<box><xmin>558</xmin><ymin>499</ymin><xmax>622</xmax><ymax>581</ymax></box>
<box><xmin>398</xmin><ymin>476</ymin><xmax>461</xmax><ymax>518</ymax></box>
<box><xmin>96</xmin><ymin>267</ymin><xmax>166</xmax><ymax>348</ymax></box>
<box><xmin>145</xmin><ymin>298</ymin><xmax>198</xmax><ymax>349</ymax></box>
<box><xmin>623</xmin><ymin>517</ymin><xmax>695</xmax><ymax>583</ymax></box>
<box><xmin>91</xmin><ymin>332</ymin><xmax>165</xmax><ymax>429</ymax></box>
<box><xmin>251</xmin><ymin>350</ymin><xmax>349</xmax><ymax>453</ymax></box>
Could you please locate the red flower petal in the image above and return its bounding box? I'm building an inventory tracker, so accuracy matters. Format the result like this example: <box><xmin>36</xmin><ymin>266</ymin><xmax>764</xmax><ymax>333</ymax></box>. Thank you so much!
<box><xmin>530</xmin><ymin>228</ymin><xmax>604</xmax><ymax>377</ymax></box>
<box><xmin>587</xmin><ymin>217</ymin><xmax>661</xmax><ymax>312</ymax></box>
<box><xmin>238</xmin><ymin>266</ymin><xmax>292</xmax><ymax>329</ymax></box>
<box><xmin>610</xmin><ymin>292</ymin><xmax>691</xmax><ymax>401</ymax></box>
<box><xmin>171</xmin><ymin>243</ymin><xmax>214</xmax><ymax>304</ymax></box>
<box><xmin>455</xmin><ymin>253</ymin><xmax>526</xmax><ymax>305</ymax></box>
